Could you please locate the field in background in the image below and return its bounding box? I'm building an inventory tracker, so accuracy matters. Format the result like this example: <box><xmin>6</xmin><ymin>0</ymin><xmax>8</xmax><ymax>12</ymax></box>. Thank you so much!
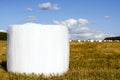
<box><xmin>0</xmin><ymin>40</ymin><xmax>120</xmax><ymax>80</ymax></box>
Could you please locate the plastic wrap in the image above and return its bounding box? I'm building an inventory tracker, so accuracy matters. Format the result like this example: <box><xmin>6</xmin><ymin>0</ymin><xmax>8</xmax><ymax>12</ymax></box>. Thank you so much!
<box><xmin>7</xmin><ymin>23</ymin><xmax>69</xmax><ymax>76</ymax></box>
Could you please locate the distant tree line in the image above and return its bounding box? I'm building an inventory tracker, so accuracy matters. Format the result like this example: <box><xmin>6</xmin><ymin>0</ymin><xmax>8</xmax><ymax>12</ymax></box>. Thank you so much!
<box><xmin>0</xmin><ymin>32</ymin><xmax>7</xmax><ymax>40</ymax></box>
<box><xmin>104</xmin><ymin>36</ymin><xmax>120</xmax><ymax>40</ymax></box>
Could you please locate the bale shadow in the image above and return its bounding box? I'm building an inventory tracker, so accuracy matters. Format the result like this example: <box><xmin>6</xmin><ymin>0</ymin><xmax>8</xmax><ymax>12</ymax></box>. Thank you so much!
<box><xmin>0</xmin><ymin>61</ymin><xmax>7</xmax><ymax>71</ymax></box>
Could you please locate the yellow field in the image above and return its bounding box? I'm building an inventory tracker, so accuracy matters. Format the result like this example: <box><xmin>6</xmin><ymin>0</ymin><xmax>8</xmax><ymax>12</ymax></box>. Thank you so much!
<box><xmin>0</xmin><ymin>40</ymin><xmax>120</xmax><ymax>80</ymax></box>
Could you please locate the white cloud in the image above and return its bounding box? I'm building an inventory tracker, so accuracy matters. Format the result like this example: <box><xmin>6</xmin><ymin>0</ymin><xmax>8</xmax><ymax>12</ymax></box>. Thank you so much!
<box><xmin>27</xmin><ymin>16</ymin><xmax>36</xmax><ymax>23</ymax></box>
<box><xmin>104</xmin><ymin>16</ymin><xmax>110</xmax><ymax>19</ymax></box>
<box><xmin>38</xmin><ymin>2</ymin><xmax>60</xmax><ymax>10</ymax></box>
<box><xmin>53</xmin><ymin>18</ymin><xmax>88</xmax><ymax>28</ymax></box>
<box><xmin>80</xmin><ymin>33</ymin><xmax>92</xmax><ymax>37</ymax></box>
<box><xmin>94</xmin><ymin>33</ymin><xmax>106</xmax><ymax>39</ymax></box>
<box><xmin>72</xmin><ymin>27</ymin><xmax>90</xmax><ymax>34</ymax></box>
<box><xmin>64</xmin><ymin>19</ymin><xmax>77</xmax><ymax>27</ymax></box>
<box><xmin>53</xmin><ymin>18</ymin><xmax>112</xmax><ymax>40</ymax></box>
<box><xmin>26</xmin><ymin>8</ymin><xmax>32</xmax><ymax>12</ymax></box>
<box><xmin>39</xmin><ymin>2</ymin><xmax>51</xmax><ymax>10</ymax></box>
<box><xmin>0</xmin><ymin>30</ymin><xmax>7</xmax><ymax>33</ymax></box>
<box><xmin>53</xmin><ymin>18</ymin><xmax>77</xmax><ymax>28</ymax></box>
<box><xmin>52</xmin><ymin>4</ymin><xmax>60</xmax><ymax>10</ymax></box>
<box><xmin>79</xmin><ymin>27</ymin><xmax>89</xmax><ymax>32</ymax></box>
<box><xmin>53</xmin><ymin>20</ymin><xmax>60</xmax><ymax>24</ymax></box>
<box><xmin>78</xmin><ymin>19</ymin><xmax>89</xmax><ymax>25</ymax></box>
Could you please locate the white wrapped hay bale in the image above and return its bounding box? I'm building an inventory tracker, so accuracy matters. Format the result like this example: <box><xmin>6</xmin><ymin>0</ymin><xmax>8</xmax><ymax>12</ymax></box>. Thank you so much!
<box><xmin>90</xmin><ymin>40</ymin><xmax>94</xmax><ymax>42</ymax></box>
<box><xmin>78</xmin><ymin>40</ymin><xmax>81</xmax><ymax>42</ymax></box>
<box><xmin>69</xmin><ymin>40</ymin><xmax>72</xmax><ymax>42</ymax></box>
<box><xmin>7</xmin><ymin>23</ymin><xmax>69</xmax><ymax>76</ymax></box>
<box><xmin>98</xmin><ymin>40</ymin><xmax>102</xmax><ymax>42</ymax></box>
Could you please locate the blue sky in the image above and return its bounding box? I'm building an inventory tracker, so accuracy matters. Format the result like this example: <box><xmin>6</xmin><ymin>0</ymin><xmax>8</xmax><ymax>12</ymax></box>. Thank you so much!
<box><xmin>0</xmin><ymin>0</ymin><xmax>120</xmax><ymax>40</ymax></box>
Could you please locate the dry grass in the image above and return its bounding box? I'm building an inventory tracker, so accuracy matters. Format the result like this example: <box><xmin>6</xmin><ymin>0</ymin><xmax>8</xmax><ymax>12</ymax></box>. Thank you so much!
<box><xmin>0</xmin><ymin>40</ymin><xmax>120</xmax><ymax>80</ymax></box>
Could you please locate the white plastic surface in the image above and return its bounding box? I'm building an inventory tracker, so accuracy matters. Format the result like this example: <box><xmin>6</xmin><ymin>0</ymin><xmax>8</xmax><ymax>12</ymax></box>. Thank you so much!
<box><xmin>7</xmin><ymin>23</ymin><xmax>69</xmax><ymax>76</ymax></box>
